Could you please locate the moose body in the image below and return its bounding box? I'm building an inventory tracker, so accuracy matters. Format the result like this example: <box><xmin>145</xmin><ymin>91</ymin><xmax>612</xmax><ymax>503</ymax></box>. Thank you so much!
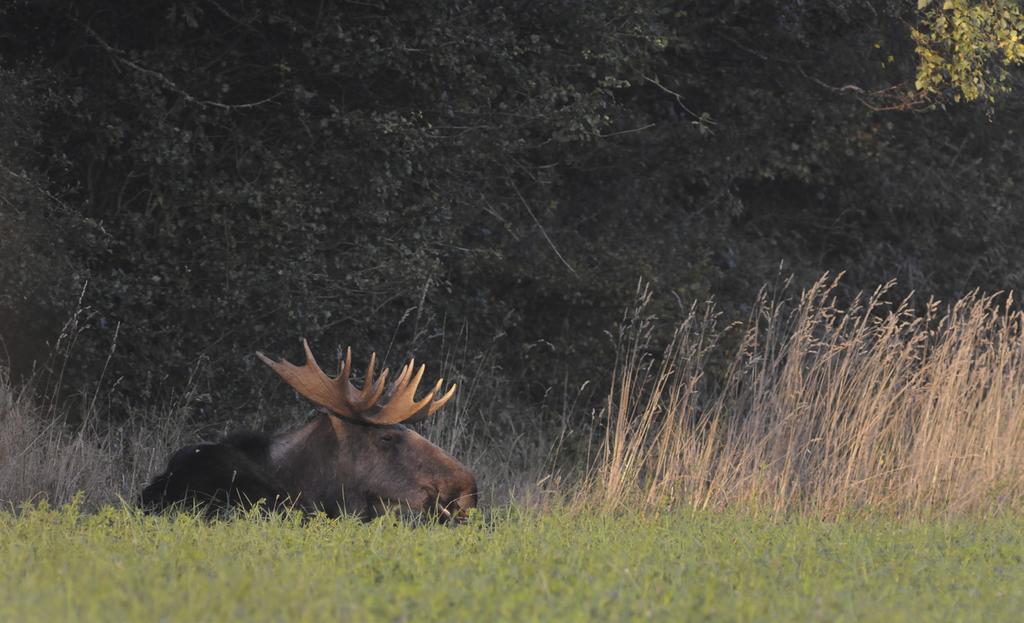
<box><xmin>141</xmin><ymin>341</ymin><xmax>477</xmax><ymax>521</ymax></box>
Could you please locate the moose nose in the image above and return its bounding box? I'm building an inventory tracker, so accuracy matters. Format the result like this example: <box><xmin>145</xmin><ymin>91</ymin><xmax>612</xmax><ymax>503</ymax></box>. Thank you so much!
<box><xmin>434</xmin><ymin>496</ymin><xmax>468</xmax><ymax>524</ymax></box>
<box><xmin>424</xmin><ymin>479</ymin><xmax>477</xmax><ymax>523</ymax></box>
<box><xmin>445</xmin><ymin>477</ymin><xmax>478</xmax><ymax>522</ymax></box>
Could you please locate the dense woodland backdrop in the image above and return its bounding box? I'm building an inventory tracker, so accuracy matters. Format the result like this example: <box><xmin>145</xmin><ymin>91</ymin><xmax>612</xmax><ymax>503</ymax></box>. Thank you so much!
<box><xmin>2</xmin><ymin>0</ymin><xmax>1024</xmax><ymax>426</ymax></box>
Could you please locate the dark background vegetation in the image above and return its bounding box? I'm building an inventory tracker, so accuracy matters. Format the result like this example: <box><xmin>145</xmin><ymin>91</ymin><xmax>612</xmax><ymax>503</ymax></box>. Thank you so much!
<box><xmin>2</xmin><ymin>0</ymin><xmax>1023</xmax><ymax>424</ymax></box>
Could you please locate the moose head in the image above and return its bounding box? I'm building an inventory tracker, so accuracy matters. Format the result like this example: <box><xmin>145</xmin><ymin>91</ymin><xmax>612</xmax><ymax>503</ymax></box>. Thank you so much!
<box><xmin>141</xmin><ymin>340</ymin><xmax>477</xmax><ymax>521</ymax></box>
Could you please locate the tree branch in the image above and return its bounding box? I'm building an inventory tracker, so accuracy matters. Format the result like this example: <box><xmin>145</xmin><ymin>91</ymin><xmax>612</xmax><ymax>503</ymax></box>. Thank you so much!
<box><xmin>83</xmin><ymin>25</ymin><xmax>284</xmax><ymax>111</ymax></box>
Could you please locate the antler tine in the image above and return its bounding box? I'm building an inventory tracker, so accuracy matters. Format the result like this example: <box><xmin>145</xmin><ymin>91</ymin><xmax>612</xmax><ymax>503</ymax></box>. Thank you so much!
<box><xmin>428</xmin><ymin>380</ymin><xmax>458</xmax><ymax>416</ymax></box>
<box><xmin>363</xmin><ymin>351</ymin><xmax>376</xmax><ymax>390</ymax></box>
<box><xmin>349</xmin><ymin>351</ymin><xmax>390</xmax><ymax>411</ymax></box>
<box><xmin>382</xmin><ymin>360</ymin><xmax>414</xmax><ymax>400</ymax></box>
<box><xmin>339</xmin><ymin>346</ymin><xmax>353</xmax><ymax>385</ymax></box>
<box><xmin>398</xmin><ymin>359</ymin><xmax>415</xmax><ymax>387</ymax></box>
<box><xmin>396</xmin><ymin>362</ymin><xmax>427</xmax><ymax>404</ymax></box>
<box><xmin>426</xmin><ymin>377</ymin><xmax>443</xmax><ymax>400</ymax></box>
<box><xmin>257</xmin><ymin>338</ymin><xmax>355</xmax><ymax>417</ymax></box>
<box><xmin>303</xmin><ymin>339</ymin><xmax>317</xmax><ymax>367</ymax></box>
<box><xmin>363</xmin><ymin>366</ymin><xmax>389</xmax><ymax>407</ymax></box>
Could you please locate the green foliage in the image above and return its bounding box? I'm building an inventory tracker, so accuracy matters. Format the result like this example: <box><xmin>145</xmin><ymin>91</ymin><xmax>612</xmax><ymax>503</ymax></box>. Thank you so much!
<box><xmin>914</xmin><ymin>0</ymin><xmax>1024</xmax><ymax>103</ymax></box>
<box><xmin>3</xmin><ymin>503</ymin><xmax>1024</xmax><ymax>621</ymax></box>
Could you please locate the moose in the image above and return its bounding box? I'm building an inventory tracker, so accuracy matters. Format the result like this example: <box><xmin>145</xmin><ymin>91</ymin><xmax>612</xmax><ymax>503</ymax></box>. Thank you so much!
<box><xmin>140</xmin><ymin>340</ymin><xmax>477</xmax><ymax>521</ymax></box>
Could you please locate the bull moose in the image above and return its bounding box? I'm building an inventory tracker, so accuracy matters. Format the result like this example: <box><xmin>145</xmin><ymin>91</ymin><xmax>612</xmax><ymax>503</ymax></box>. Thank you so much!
<box><xmin>140</xmin><ymin>340</ymin><xmax>477</xmax><ymax>521</ymax></box>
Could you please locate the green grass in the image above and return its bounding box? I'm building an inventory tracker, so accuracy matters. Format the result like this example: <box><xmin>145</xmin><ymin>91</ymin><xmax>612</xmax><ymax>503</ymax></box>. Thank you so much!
<box><xmin>3</xmin><ymin>502</ymin><xmax>1024</xmax><ymax>622</ymax></box>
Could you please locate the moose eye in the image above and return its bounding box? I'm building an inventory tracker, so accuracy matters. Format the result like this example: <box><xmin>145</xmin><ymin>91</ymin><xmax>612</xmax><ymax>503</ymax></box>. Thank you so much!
<box><xmin>378</xmin><ymin>433</ymin><xmax>400</xmax><ymax>447</ymax></box>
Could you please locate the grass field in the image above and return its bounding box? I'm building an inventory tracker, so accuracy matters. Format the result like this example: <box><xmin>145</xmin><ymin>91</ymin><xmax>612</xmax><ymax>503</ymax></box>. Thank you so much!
<box><xmin>3</xmin><ymin>502</ymin><xmax>1023</xmax><ymax>622</ymax></box>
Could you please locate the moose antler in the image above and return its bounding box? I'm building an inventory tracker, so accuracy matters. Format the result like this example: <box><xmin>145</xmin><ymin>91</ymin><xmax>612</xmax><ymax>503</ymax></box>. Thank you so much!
<box><xmin>256</xmin><ymin>339</ymin><xmax>456</xmax><ymax>425</ymax></box>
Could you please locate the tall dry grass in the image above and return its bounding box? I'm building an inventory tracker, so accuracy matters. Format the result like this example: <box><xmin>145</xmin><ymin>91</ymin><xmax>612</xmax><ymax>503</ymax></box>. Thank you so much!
<box><xmin>587</xmin><ymin>276</ymin><xmax>1024</xmax><ymax>517</ymax></box>
<box><xmin>0</xmin><ymin>298</ymin><xmax>193</xmax><ymax>508</ymax></box>
<box><xmin>0</xmin><ymin>368</ymin><xmax>192</xmax><ymax>508</ymax></box>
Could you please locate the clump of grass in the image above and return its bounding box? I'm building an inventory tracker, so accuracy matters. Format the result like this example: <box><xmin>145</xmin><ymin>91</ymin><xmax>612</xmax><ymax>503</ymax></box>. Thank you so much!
<box><xmin>589</xmin><ymin>275</ymin><xmax>1024</xmax><ymax>517</ymax></box>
